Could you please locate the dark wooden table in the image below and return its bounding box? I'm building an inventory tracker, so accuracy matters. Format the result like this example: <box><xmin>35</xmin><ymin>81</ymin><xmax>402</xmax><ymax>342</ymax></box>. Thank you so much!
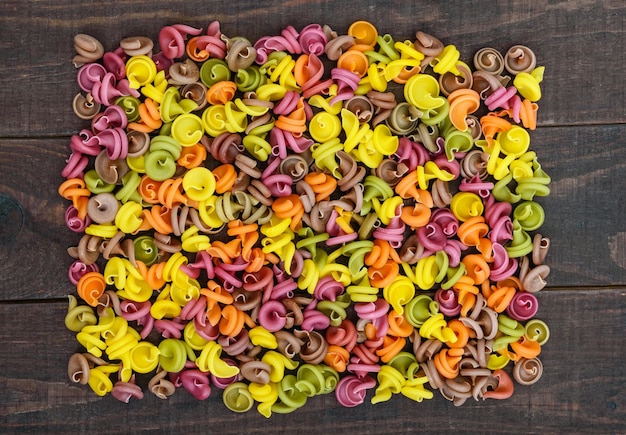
<box><xmin>1</xmin><ymin>1</ymin><xmax>624</xmax><ymax>433</ymax></box>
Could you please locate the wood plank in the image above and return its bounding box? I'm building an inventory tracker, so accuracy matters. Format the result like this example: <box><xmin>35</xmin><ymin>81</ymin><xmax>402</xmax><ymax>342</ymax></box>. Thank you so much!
<box><xmin>538</xmin><ymin>124</ymin><xmax>626</xmax><ymax>286</ymax></box>
<box><xmin>0</xmin><ymin>139</ymin><xmax>77</xmax><ymax>300</ymax></box>
<box><xmin>0</xmin><ymin>289</ymin><xmax>624</xmax><ymax>433</ymax></box>
<box><xmin>1</xmin><ymin>124</ymin><xmax>626</xmax><ymax>301</ymax></box>
<box><xmin>0</xmin><ymin>0</ymin><xmax>624</xmax><ymax>138</ymax></box>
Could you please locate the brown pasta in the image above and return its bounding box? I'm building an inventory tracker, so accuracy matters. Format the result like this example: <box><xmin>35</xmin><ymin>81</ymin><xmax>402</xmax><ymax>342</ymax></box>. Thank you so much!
<box><xmin>386</xmin><ymin>102</ymin><xmax>421</xmax><ymax>136</ymax></box>
<box><xmin>94</xmin><ymin>150</ymin><xmax>130</xmax><ymax>184</ymax></box>
<box><xmin>148</xmin><ymin>369</ymin><xmax>176</xmax><ymax>399</ymax></box>
<box><xmin>399</xmin><ymin>234</ymin><xmax>424</xmax><ymax>264</ymax></box>
<box><xmin>234</xmin><ymin>153</ymin><xmax>263</xmax><ymax>179</ymax></box>
<box><xmin>324</xmin><ymin>34</ymin><xmax>355</xmax><ymax>61</ymax></box>
<box><xmin>295</xmin><ymin>330</ymin><xmax>328</xmax><ymax>365</ymax></box>
<box><xmin>274</xmin><ymin>330</ymin><xmax>305</xmax><ymax>359</ymax></box>
<box><xmin>367</xmin><ymin>91</ymin><xmax>397</xmax><ymax>126</ymax></box>
<box><xmin>180</xmin><ymin>82</ymin><xmax>209</xmax><ymax>111</ymax></box>
<box><xmin>532</xmin><ymin>233</ymin><xmax>550</xmax><ymax>265</ymax></box>
<box><xmin>441</xmin><ymin>376</ymin><xmax>472</xmax><ymax>406</ymax></box>
<box><xmin>512</xmin><ymin>357</ymin><xmax>543</xmax><ymax>385</ymax></box>
<box><xmin>522</xmin><ymin>263</ymin><xmax>551</xmax><ymax>293</ymax></box>
<box><xmin>374</xmin><ymin>159</ymin><xmax>410</xmax><ymax>188</ymax></box>
<box><xmin>219</xmin><ymin>330</ymin><xmax>253</xmax><ymax>357</ymax></box>
<box><xmin>279</xmin><ymin>155</ymin><xmax>309</xmax><ymax>182</ymax></box>
<box><xmin>336</xmin><ymin>151</ymin><xmax>366</xmax><ymax>191</ymax></box>
<box><xmin>153</xmin><ymin>232</ymin><xmax>182</xmax><ymax>254</ymax></box>
<box><xmin>120</xmin><ymin>36</ymin><xmax>154</xmax><ymax>57</ymax></box>
<box><xmin>472</xmin><ymin>70</ymin><xmax>503</xmax><ymax>99</ymax></box>
<box><xmin>411</xmin><ymin>330</ymin><xmax>443</xmax><ymax>362</ymax></box>
<box><xmin>239</xmin><ymin>360</ymin><xmax>272</xmax><ymax>384</ymax></box>
<box><xmin>97</xmin><ymin>289</ymin><xmax>123</xmax><ymax>317</ymax></box>
<box><xmin>72</xmin><ymin>93</ymin><xmax>101</xmax><ymax>120</ymax></box>
<box><xmin>473</xmin><ymin>47</ymin><xmax>505</xmax><ymax>76</ymax></box>
<box><xmin>431</xmin><ymin>179</ymin><xmax>452</xmax><ymax>208</ymax></box>
<box><xmin>282</xmin><ymin>298</ymin><xmax>304</xmax><ymax>328</ymax></box>
<box><xmin>68</xmin><ymin>234</ymin><xmax>102</xmax><ymax>265</ymax></box>
<box><xmin>99</xmin><ymin>231</ymin><xmax>135</xmax><ymax>265</ymax></box>
<box><xmin>504</xmin><ymin>45</ymin><xmax>537</xmax><ymax>75</ymax></box>
<box><xmin>168</xmin><ymin>59</ymin><xmax>200</xmax><ymax>85</ymax></box>
<box><xmin>68</xmin><ymin>352</ymin><xmax>91</xmax><ymax>384</ymax></box>
<box><xmin>204</xmin><ymin>132</ymin><xmax>244</xmax><ymax>164</ymax></box>
<box><xmin>438</xmin><ymin>63</ymin><xmax>473</xmax><ymax>96</ymax></box>
<box><xmin>73</xmin><ymin>34</ymin><xmax>105</xmax><ymax>67</ymax></box>
<box><xmin>224</xmin><ymin>37</ymin><xmax>257</xmax><ymax>71</ymax></box>
<box><xmin>126</xmin><ymin>130</ymin><xmax>151</xmax><ymax>158</ymax></box>
<box><xmin>412</xmin><ymin>123</ymin><xmax>439</xmax><ymax>153</ymax></box>
<box><xmin>87</xmin><ymin>193</ymin><xmax>119</xmax><ymax>224</ymax></box>
<box><xmin>413</xmin><ymin>31</ymin><xmax>443</xmax><ymax>70</ymax></box>
<box><xmin>461</xmin><ymin>149</ymin><xmax>490</xmax><ymax>180</ymax></box>
<box><xmin>344</xmin><ymin>95</ymin><xmax>374</xmax><ymax>123</ymax></box>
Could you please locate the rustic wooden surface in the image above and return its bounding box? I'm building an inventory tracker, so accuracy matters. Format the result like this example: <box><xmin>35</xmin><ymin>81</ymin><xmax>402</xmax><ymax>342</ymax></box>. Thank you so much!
<box><xmin>0</xmin><ymin>0</ymin><xmax>624</xmax><ymax>433</ymax></box>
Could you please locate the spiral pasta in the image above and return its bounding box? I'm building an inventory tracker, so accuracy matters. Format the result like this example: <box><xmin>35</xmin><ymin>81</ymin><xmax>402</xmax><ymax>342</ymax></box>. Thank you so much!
<box><xmin>62</xmin><ymin>20</ymin><xmax>551</xmax><ymax>413</ymax></box>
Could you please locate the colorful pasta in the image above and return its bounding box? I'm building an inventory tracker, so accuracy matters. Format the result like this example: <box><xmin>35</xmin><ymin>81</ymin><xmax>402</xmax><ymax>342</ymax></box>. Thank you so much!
<box><xmin>62</xmin><ymin>20</ymin><xmax>552</xmax><ymax>414</ymax></box>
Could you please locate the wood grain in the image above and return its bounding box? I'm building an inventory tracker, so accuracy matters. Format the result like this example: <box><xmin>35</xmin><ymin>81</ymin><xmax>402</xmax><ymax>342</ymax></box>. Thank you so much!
<box><xmin>0</xmin><ymin>0</ymin><xmax>625</xmax><ymax>433</ymax></box>
<box><xmin>0</xmin><ymin>290</ymin><xmax>623</xmax><ymax>433</ymax></box>
<box><xmin>0</xmin><ymin>0</ymin><xmax>624</xmax><ymax>138</ymax></box>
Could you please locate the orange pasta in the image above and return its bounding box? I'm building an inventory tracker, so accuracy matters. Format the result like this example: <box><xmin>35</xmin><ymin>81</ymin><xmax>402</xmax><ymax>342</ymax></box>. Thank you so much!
<box><xmin>509</xmin><ymin>336</ymin><xmax>542</xmax><ymax>360</ymax></box>
<box><xmin>201</xmin><ymin>280</ymin><xmax>234</xmax><ymax>307</ymax></box>
<box><xmin>364</xmin><ymin>239</ymin><xmax>401</xmax><ymax>268</ymax></box>
<box><xmin>177</xmin><ymin>143</ymin><xmax>207</xmax><ymax>169</ymax></box>
<box><xmin>59</xmin><ymin>178</ymin><xmax>90</xmax><ymax>219</ymax></box>
<box><xmin>186</xmin><ymin>36</ymin><xmax>210</xmax><ymax>62</ymax></box>
<box><xmin>477</xmin><ymin>237</ymin><xmax>493</xmax><ymax>261</ymax></box>
<box><xmin>219</xmin><ymin>305</ymin><xmax>246</xmax><ymax>337</ymax></box>
<box><xmin>375</xmin><ymin>335</ymin><xmax>406</xmax><ymax>363</ymax></box>
<box><xmin>136</xmin><ymin>261</ymin><xmax>166</xmax><ymax>290</ymax></box>
<box><xmin>387</xmin><ymin>310</ymin><xmax>414</xmax><ymax>337</ymax></box>
<box><xmin>495</xmin><ymin>98</ymin><xmax>538</xmax><ymax>130</ymax></box>
<box><xmin>206</xmin><ymin>81</ymin><xmax>238</xmax><ymax>105</ymax></box>
<box><xmin>141</xmin><ymin>205</ymin><xmax>173</xmax><ymax>235</ymax></box>
<box><xmin>206</xmin><ymin>239</ymin><xmax>241</xmax><ymax>263</ymax></box>
<box><xmin>395</xmin><ymin>171</ymin><xmax>433</xmax><ymax>207</ymax></box>
<box><xmin>271</xmin><ymin>194</ymin><xmax>304</xmax><ymax>231</ymax></box>
<box><xmin>446</xmin><ymin>319</ymin><xmax>470</xmax><ymax>349</ymax></box>
<box><xmin>77</xmin><ymin>271</ymin><xmax>106</xmax><ymax>307</ymax></box>
<box><xmin>157</xmin><ymin>178</ymin><xmax>194</xmax><ymax>208</ymax></box>
<box><xmin>368</xmin><ymin>259</ymin><xmax>399</xmax><ymax>288</ymax></box>
<box><xmin>499</xmin><ymin>276</ymin><xmax>523</xmax><ymax>291</ymax></box>
<box><xmin>274</xmin><ymin>97</ymin><xmax>307</xmax><ymax>135</ymax></box>
<box><xmin>448</xmin><ymin>88</ymin><xmax>480</xmax><ymax>131</ymax></box>
<box><xmin>304</xmin><ymin>172</ymin><xmax>337</xmax><ymax>202</ymax></box>
<box><xmin>391</xmin><ymin>64</ymin><xmax>421</xmax><ymax>84</ymax></box>
<box><xmin>452</xmin><ymin>275</ymin><xmax>479</xmax><ymax>316</ymax></box>
<box><xmin>400</xmin><ymin>204</ymin><xmax>432</xmax><ymax>229</ymax></box>
<box><xmin>138</xmin><ymin>176</ymin><xmax>163</xmax><ymax>204</ymax></box>
<box><xmin>484</xmin><ymin>283</ymin><xmax>516</xmax><ymax>313</ymax></box>
<box><xmin>433</xmin><ymin>347</ymin><xmax>464</xmax><ymax>379</ymax></box>
<box><xmin>324</xmin><ymin>345</ymin><xmax>351</xmax><ymax>372</ymax></box>
<box><xmin>518</xmin><ymin>99</ymin><xmax>538</xmax><ymax>130</ymax></box>
<box><xmin>212</xmin><ymin>164</ymin><xmax>237</xmax><ymax>194</ymax></box>
<box><xmin>457</xmin><ymin>216</ymin><xmax>489</xmax><ymax>246</ymax></box>
<box><xmin>128</xmin><ymin>98</ymin><xmax>162</xmax><ymax>132</ymax></box>
<box><xmin>245</xmin><ymin>247</ymin><xmax>271</xmax><ymax>273</ymax></box>
<box><xmin>480</xmin><ymin>114</ymin><xmax>511</xmax><ymax>147</ymax></box>
<box><xmin>337</xmin><ymin>49</ymin><xmax>369</xmax><ymax>77</ymax></box>
<box><xmin>293</xmin><ymin>54</ymin><xmax>315</xmax><ymax>88</ymax></box>
<box><xmin>461</xmin><ymin>254</ymin><xmax>491</xmax><ymax>285</ymax></box>
<box><xmin>227</xmin><ymin>220</ymin><xmax>259</xmax><ymax>261</ymax></box>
